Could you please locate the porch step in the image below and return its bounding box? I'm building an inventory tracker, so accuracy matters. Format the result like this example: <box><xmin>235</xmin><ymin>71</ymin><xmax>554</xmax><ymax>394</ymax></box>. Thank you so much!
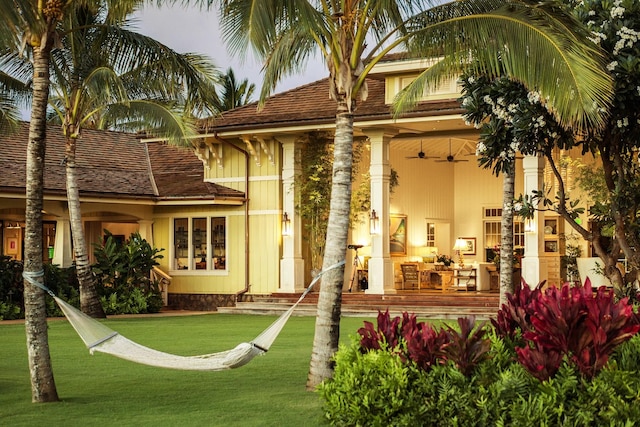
<box><xmin>219</xmin><ymin>291</ymin><xmax>501</xmax><ymax>320</ymax></box>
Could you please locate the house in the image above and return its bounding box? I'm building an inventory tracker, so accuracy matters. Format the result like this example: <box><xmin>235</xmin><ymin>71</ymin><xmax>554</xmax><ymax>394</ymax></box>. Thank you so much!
<box><xmin>0</xmin><ymin>56</ymin><xmax>593</xmax><ymax>310</ymax></box>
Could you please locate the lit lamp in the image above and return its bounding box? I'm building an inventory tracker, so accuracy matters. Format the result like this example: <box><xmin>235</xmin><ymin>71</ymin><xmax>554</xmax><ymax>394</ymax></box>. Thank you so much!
<box><xmin>369</xmin><ymin>209</ymin><xmax>380</xmax><ymax>235</ymax></box>
<box><xmin>282</xmin><ymin>212</ymin><xmax>291</xmax><ymax>237</ymax></box>
<box><xmin>453</xmin><ymin>238</ymin><xmax>467</xmax><ymax>268</ymax></box>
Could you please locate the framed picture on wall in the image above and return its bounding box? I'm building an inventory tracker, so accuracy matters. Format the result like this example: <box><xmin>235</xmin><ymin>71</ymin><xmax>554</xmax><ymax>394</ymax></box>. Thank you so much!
<box><xmin>6</xmin><ymin>237</ymin><xmax>18</xmax><ymax>255</ymax></box>
<box><xmin>390</xmin><ymin>214</ymin><xmax>407</xmax><ymax>256</ymax></box>
<box><xmin>460</xmin><ymin>237</ymin><xmax>476</xmax><ymax>255</ymax></box>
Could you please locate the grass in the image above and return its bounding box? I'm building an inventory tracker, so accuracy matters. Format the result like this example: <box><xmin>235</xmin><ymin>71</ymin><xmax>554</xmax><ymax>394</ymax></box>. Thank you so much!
<box><xmin>0</xmin><ymin>313</ymin><xmax>375</xmax><ymax>427</ymax></box>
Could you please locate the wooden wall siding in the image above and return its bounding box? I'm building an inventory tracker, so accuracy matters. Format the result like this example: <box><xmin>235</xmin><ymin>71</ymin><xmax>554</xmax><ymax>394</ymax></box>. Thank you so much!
<box><xmin>389</xmin><ymin>151</ymin><xmax>456</xmax><ymax>257</ymax></box>
<box><xmin>247</xmin><ymin>213</ymin><xmax>280</xmax><ymax>294</ymax></box>
<box><xmin>205</xmin><ymin>139</ymin><xmax>281</xmax><ymax>184</ymax></box>
<box><xmin>453</xmin><ymin>161</ymin><xmax>506</xmax><ymax>263</ymax></box>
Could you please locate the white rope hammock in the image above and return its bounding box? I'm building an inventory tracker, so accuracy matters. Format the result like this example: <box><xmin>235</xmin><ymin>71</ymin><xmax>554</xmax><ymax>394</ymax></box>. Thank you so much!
<box><xmin>23</xmin><ymin>261</ymin><xmax>344</xmax><ymax>371</ymax></box>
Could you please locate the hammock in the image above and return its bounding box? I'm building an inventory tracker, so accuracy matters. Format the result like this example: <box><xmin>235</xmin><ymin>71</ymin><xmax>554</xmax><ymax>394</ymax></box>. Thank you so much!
<box><xmin>23</xmin><ymin>261</ymin><xmax>344</xmax><ymax>371</ymax></box>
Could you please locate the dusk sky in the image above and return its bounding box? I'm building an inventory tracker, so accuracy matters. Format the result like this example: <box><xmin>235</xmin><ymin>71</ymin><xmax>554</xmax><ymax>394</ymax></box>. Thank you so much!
<box><xmin>136</xmin><ymin>4</ymin><xmax>329</xmax><ymax>98</ymax></box>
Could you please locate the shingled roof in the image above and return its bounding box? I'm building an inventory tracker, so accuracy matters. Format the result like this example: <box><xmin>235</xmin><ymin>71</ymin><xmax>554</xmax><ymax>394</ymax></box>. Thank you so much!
<box><xmin>0</xmin><ymin>122</ymin><xmax>243</xmax><ymax>202</ymax></box>
<box><xmin>202</xmin><ymin>77</ymin><xmax>463</xmax><ymax>133</ymax></box>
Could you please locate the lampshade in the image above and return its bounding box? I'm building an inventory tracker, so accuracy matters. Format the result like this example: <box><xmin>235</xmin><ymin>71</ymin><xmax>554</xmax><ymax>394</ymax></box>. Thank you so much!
<box><xmin>453</xmin><ymin>239</ymin><xmax>467</xmax><ymax>251</ymax></box>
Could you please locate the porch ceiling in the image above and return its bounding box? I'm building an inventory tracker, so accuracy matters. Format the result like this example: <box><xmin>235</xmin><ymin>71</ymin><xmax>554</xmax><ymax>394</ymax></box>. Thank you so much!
<box><xmin>391</xmin><ymin>135</ymin><xmax>478</xmax><ymax>159</ymax></box>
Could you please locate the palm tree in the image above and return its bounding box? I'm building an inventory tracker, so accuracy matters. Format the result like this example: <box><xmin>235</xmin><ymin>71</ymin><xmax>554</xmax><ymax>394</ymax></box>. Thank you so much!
<box><xmin>1</xmin><ymin>0</ymin><xmax>218</xmax><ymax>400</ymax></box>
<box><xmin>218</xmin><ymin>0</ymin><xmax>613</xmax><ymax>387</ymax></box>
<box><xmin>0</xmin><ymin>0</ymin><xmax>63</xmax><ymax>403</ymax></box>
<box><xmin>217</xmin><ymin>67</ymin><xmax>255</xmax><ymax>110</ymax></box>
<box><xmin>42</xmin><ymin>3</ymin><xmax>220</xmax><ymax>317</ymax></box>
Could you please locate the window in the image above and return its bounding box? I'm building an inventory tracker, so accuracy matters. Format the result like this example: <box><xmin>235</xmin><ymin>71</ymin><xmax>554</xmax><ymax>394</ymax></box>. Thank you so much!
<box><xmin>484</xmin><ymin>220</ymin><xmax>525</xmax><ymax>262</ymax></box>
<box><xmin>173</xmin><ymin>217</ymin><xmax>226</xmax><ymax>271</ymax></box>
<box><xmin>426</xmin><ymin>222</ymin><xmax>436</xmax><ymax>247</ymax></box>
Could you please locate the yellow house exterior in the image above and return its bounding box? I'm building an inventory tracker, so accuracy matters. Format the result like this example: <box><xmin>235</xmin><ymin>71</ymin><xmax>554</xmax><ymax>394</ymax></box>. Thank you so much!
<box><xmin>1</xmin><ymin>56</ymin><xmax>597</xmax><ymax>310</ymax></box>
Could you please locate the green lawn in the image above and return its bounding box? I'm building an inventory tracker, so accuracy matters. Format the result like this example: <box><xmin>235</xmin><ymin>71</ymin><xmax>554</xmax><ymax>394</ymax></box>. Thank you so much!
<box><xmin>0</xmin><ymin>313</ymin><xmax>374</xmax><ymax>427</ymax></box>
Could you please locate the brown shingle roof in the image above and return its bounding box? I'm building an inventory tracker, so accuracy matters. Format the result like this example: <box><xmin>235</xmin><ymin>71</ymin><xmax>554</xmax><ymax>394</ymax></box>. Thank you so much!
<box><xmin>147</xmin><ymin>142</ymin><xmax>244</xmax><ymax>200</ymax></box>
<box><xmin>0</xmin><ymin>122</ymin><xmax>243</xmax><ymax>202</ymax></box>
<box><xmin>202</xmin><ymin>77</ymin><xmax>463</xmax><ymax>133</ymax></box>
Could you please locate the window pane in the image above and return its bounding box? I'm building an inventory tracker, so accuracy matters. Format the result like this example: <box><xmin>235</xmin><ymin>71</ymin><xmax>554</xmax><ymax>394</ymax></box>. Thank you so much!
<box><xmin>426</xmin><ymin>222</ymin><xmax>436</xmax><ymax>247</ymax></box>
<box><xmin>211</xmin><ymin>217</ymin><xmax>226</xmax><ymax>270</ymax></box>
<box><xmin>193</xmin><ymin>218</ymin><xmax>207</xmax><ymax>270</ymax></box>
<box><xmin>174</xmin><ymin>218</ymin><xmax>188</xmax><ymax>269</ymax></box>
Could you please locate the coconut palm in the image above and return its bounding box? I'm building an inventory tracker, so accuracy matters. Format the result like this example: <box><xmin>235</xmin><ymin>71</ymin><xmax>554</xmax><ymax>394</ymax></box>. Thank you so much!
<box><xmin>218</xmin><ymin>0</ymin><xmax>613</xmax><ymax>387</ymax></box>
<box><xmin>217</xmin><ymin>67</ymin><xmax>255</xmax><ymax>110</ymax></box>
<box><xmin>41</xmin><ymin>3</ymin><xmax>220</xmax><ymax>317</ymax></box>
<box><xmin>0</xmin><ymin>0</ymin><xmax>65</xmax><ymax>404</ymax></box>
<box><xmin>1</xmin><ymin>0</ymin><xmax>218</xmax><ymax>400</ymax></box>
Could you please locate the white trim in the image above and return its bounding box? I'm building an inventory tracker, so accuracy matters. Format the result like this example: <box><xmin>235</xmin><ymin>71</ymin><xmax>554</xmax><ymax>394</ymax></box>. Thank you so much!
<box><xmin>205</xmin><ymin>175</ymin><xmax>279</xmax><ymax>184</ymax></box>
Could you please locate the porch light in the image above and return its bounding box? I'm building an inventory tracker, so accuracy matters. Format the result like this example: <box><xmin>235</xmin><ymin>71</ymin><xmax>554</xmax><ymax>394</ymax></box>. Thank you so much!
<box><xmin>369</xmin><ymin>210</ymin><xmax>380</xmax><ymax>235</ymax></box>
<box><xmin>281</xmin><ymin>212</ymin><xmax>292</xmax><ymax>237</ymax></box>
<box><xmin>453</xmin><ymin>238</ymin><xmax>467</xmax><ymax>268</ymax></box>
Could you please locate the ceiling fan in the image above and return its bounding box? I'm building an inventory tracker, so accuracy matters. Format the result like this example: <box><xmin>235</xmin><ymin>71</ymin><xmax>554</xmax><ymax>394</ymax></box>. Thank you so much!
<box><xmin>406</xmin><ymin>140</ymin><xmax>438</xmax><ymax>160</ymax></box>
<box><xmin>436</xmin><ymin>139</ymin><xmax>469</xmax><ymax>163</ymax></box>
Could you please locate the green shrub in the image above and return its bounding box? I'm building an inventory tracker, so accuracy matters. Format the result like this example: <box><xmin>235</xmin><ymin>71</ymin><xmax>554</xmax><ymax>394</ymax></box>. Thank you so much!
<box><xmin>321</xmin><ymin>281</ymin><xmax>640</xmax><ymax>426</ymax></box>
<box><xmin>93</xmin><ymin>230</ymin><xmax>164</xmax><ymax>314</ymax></box>
<box><xmin>319</xmin><ymin>340</ymin><xmax>428</xmax><ymax>426</ymax></box>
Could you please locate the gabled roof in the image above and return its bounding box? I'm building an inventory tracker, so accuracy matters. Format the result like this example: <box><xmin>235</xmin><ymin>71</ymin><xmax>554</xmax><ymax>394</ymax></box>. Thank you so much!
<box><xmin>147</xmin><ymin>142</ymin><xmax>244</xmax><ymax>200</ymax></box>
<box><xmin>0</xmin><ymin>122</ymin><xmax>244</xmax><ymax>202</ymax></box>
<box><xmin>202</xmin><ymin>77</ymin><xmax>463</xmax><ymax>133</ymax></box>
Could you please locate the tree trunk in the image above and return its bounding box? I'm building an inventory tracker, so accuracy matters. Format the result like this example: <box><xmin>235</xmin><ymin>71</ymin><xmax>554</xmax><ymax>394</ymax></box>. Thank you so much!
<box><xmin>499</xmin><ymin>168</ymin><xmax>515</xmax><ymax>307</ymax></box>
<box><xmin>307</xmin><ymin>101</ymin><xmax>353</xmax><ymax>389</ymax></box>
<box><xmin>65</xmin><ymin>135</ymin><xmax>106</xmax><ymax>318</ymax></box>
<box><xmin>23</xmin><ymin>41</ymin><xmax>59</xmax><ymax>403</ymax></box>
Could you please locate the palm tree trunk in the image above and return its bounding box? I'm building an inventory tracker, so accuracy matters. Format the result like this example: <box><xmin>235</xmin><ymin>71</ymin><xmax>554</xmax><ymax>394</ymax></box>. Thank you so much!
<box><xmin>65</xmin><ymin>135</ymin><xmax>105</xmax><ymax>318</ymax></box>
<box><xmin>307</xmin><ymin>101</ymin><xmax>353</xmax><ymax>389</ymax></box>
<box><xmin>23</xmin><ymin>41</ymin><xmax>59</xmax><ymax>403</ymax></box>
<box><xmin>500</xmin><ymin>168</ymin><xmax>515</xmax><ymax>306</ymax></box>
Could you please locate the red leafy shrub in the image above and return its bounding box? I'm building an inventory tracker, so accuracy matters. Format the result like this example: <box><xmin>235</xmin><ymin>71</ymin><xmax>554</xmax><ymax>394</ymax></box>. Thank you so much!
<box><xmin>494</xmin><ymin>279</ymin><xmax>640</xmax><ymax>380</ymax></box>
<box><xmin>443</xmin><ymin>317</ymin><xmax>491</xmax><ymax>376</ymax></box>
<box><xmin>358</xmin><ymin>310</ymin><xmax>490</xmax><ymax>374</ymax></box>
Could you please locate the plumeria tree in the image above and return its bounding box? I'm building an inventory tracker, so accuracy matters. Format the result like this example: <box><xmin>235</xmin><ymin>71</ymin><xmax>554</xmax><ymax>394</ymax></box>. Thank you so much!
<box><xmin>460</xmin><ymin>74</ymin><xmax>574</xmax><ymax>304</ymax></box>
<box><xmin>462</xmin><ymin>0</ymin><xmax>640</xmax><ymax>296</ymax></box>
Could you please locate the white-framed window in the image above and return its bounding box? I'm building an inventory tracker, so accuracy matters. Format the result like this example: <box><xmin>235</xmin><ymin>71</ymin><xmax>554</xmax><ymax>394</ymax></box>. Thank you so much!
<box><xmin>426</xmin><ymin>222</ymin><xmax>436</xmax><ymax>247</ymax></box>
<box><xmin>484</xmin><ymin>220</ymin><xmax>525</xmax><ymax>261</ymax></box>
<box><xmin>173</xmin><ymin>216</ymin><xmax>226</xmax><ymax>271</ymax></box>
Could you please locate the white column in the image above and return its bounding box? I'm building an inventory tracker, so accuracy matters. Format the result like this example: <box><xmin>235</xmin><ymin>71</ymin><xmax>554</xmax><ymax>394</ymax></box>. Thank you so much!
<box><xmin>52</xmin><ymin>219</ymin><xmax>74</xmax><ymax>268</ymax></box>
<box><xmin>366</xmin><ymin>130</ymin><xmax>395</xmax><ymax>294</ymax></box>
<box><xmin>279</xmin><ymin>136</ymin><xmax>305</xmax><ymax>292</ymax></box>
<box><xmin>137</xmin><ymin>220</ymin><xmax>154</xmax><ymax>246</ymax></box>
<box><xmin>521</xmin><ymin>154</ymin><xmax>548</xmax><ymax>287</ymax></box>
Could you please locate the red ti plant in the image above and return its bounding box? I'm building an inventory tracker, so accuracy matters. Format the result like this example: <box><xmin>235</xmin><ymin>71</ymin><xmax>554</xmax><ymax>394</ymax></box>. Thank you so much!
<box><xmin>443</xmin><ymin>316</ymin><xmax>492</xmax><ymax>376</ymax></box>
<box><xmin>495</xmin><ymin>279</ymin><xmax>640</xmax><ymax>380</ymax></box>
<box><xmin>401</xmin><ymin>313</ymin><xmax>450</xmax><ymax>371</ymax></box>
<box><xmin>358</xmin><ymin>311</ymin><xmax>489</xmax><ymax>375</ymax></box>
<box><xmin>358</xmin><ymin>309</ymin><xmax>403</xmax><ymax>351</ymax></box>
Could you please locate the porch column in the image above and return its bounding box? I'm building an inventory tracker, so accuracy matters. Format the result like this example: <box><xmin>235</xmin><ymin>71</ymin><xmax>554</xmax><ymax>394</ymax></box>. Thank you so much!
<box><xmin>137</xmin><ymin>220</ymin><xmax>154</xmax><ymax>246</ymax></box>
<box><xmin>52</xmin><ymin>219</ymin><xmax>74</xmax><ymax>268</ymax></box>
<box><xmin>366</xmin><ymin>130</ymin><xmax>394</xmax><ymax>294</ymax></box>
<box><xmin>279</xmin><ymin>135</ymin><xmax>305</xmax><ymax>292</ymax></box>
<box><xmin>521</xmin><ymin>154</ymin><xmax>548</xmax><ymax>287</ymax></box>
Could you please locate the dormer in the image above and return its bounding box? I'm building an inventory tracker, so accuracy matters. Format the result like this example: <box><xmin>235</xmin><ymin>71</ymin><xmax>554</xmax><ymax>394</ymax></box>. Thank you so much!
<box><xmin>370</xmin><ymin>57</ymin><xmax>461</xmax><ymax>104</ymax></box>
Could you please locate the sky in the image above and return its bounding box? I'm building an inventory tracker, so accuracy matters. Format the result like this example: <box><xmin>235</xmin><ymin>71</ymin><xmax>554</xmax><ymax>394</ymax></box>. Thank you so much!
<box><xmin>135</xmin><ymin>4</ymin><xmax>329</xmax><ymax>98</ymax></box>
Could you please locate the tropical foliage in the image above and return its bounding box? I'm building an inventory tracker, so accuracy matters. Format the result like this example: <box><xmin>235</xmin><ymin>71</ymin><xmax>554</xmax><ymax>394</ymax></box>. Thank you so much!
<box><xmin>218</xmin><ymin>0</ymin><xmax>614</xmax><ymax>388</ymax></box>
<box><xmin>485</xmin><ymin>0</ymin><xmax>640</xmax><ymax>293</ymax></box>
<box><xmin>320</xmin><ymin>280</ymin><xmax>640</xmax><ymax>426</ymax></box>
<box><xmin>92</xmin><ymin>231</ymin><xmax>164</xmax><ymax>315</ymax></box>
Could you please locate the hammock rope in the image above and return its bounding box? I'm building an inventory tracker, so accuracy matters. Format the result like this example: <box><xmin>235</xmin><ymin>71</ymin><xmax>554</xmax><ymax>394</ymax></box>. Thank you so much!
<box><xmin>22</xmin><ymin>260</ymin><xmax>345</xmax><ymax>371</ymax></box>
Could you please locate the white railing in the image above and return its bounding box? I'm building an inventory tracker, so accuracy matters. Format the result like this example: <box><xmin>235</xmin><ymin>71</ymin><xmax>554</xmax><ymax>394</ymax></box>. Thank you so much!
<box><xmin>151</xmin><ymin>266</ymin><xmax>172</xmax><ymax>306</ymax></box>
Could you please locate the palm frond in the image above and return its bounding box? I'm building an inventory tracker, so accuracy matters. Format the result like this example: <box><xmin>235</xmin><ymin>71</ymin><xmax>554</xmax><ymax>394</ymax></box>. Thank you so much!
<box><xmin>397</xmin><ymin>0</ymin><xmax>612</xmax><ymax>130</ymax></box>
